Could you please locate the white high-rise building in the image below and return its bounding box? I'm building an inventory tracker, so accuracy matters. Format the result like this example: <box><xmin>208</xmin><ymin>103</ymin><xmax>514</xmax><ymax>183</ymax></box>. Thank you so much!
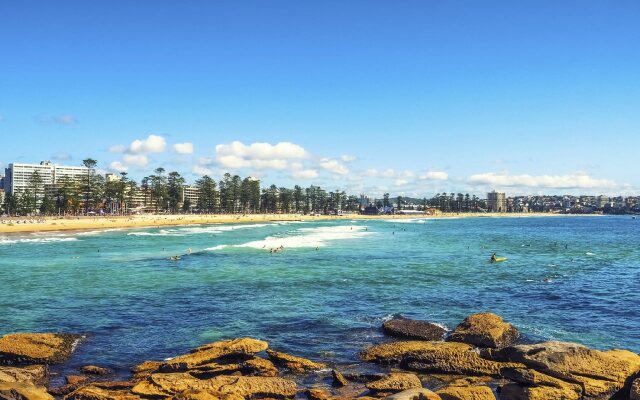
<box><xmin>4</xmin><ymin>161</ymin><xmax>88</xmax><ymax>195</ymax></box>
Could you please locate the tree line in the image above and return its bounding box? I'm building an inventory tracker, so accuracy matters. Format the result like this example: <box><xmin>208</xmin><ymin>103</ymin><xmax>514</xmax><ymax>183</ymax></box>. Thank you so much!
<box><xmin>1</xmin><ymin>159</ymin><xmax>365</xmax><ymax>216</ymax></box>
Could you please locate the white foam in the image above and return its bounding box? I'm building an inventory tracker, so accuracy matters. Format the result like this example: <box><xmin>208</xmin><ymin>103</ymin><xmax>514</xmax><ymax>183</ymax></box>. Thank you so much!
<box><xmin>234</xmin><ymin>225</ymin><xmax>374</xmax><ymax>250</ymax></box>
<box><xmin>586</xmin><ymin>252</ymin><xmax>595</xmax><ymax>256</ymax></box>
<box><xmin>0</xmin><ymin>236</ymin><xmax>79</xmax><ymax>245</ymax></box>
<box><xmin>383</xmin><ymin>218</ymin><xmax>429</xmax><ymax>224</ymax></box>
<box><xmin>127</xmin><ymin>223</ymin><xmax>270</xmax><ymax>237</ymax></box>
<box><xmin>205</xmin><ymin>244</ymin><xmax>229</xmax><ymax>251</ymax></box>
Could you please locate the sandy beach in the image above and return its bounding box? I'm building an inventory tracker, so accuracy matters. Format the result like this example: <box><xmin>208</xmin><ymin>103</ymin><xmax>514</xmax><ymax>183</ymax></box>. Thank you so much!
<box><xmin>0</xmin><ymin>212</ymin><xmax>589</xmax><ymax>234</ymax></box>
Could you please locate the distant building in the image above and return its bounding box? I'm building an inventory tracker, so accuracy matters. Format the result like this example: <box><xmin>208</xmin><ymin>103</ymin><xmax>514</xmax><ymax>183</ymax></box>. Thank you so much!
<box><xmin>181</xmin><ymin>185</ymin><xmax>199</xmax><ymax>209</ymax></box>
<box><xmin>4</xmin><ymin>161</ymin><xmax>89</xmax><ymax>196</ymax></box>
<box><xmin>105</xmin><ymin>173</ymin><xmax>122</xmax><ymax>183</ymax></box>
<box><xmin>487</xmin><ymin>191</ymin><xmax>506</xmax><ymax>212</ymax></box>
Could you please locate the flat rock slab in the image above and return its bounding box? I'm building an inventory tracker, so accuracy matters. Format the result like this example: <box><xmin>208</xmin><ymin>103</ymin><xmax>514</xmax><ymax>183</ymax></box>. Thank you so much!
<box><xmin>0</xmin><ymin>333</ymin><xmax>80</xmax><ymax>365</ymax></box>
<box><xmin>493</xmin><ymin>341</ymin><xmax>640</xmax><ymax>399</ymax></box>
<box><xmin>0</xmin><ymin>365</ymin><xmax>48</xmax><ymax>386</ymax></box>
<box><xmin>366</xmin><ymin>372</ymin><xmax>422</xmax><ymax>393</ymax></box>
<box><xmin>383</xmin><ymin>317</ymin><xmax>447</xmax><ymax>341</ymax></box>
<box><xmin>436</xmin><ymin>385</ymin><xmax>495</xmax><ymax>400</ymax></box>
<box><xmin>383</xmin><ymin>388</ymin><xmax>441</xmax><ymax>400</ymax></box>
<box><xmin>0</xmin><ymin>381</ymin><xmax>54</xmax><ymax>400</ymax></box>
<box><xmin>447</xmin><ymin>313</ymin><xmax>518</xmax><ymax>349</ymax></box>
<box><xmin>161</xmin><ymin>338</ymin><xmax>268</xmax><ymax>372</ymax></box>
<box><xmin>266</xmin><ymin>350</ymin><xmax>326</xmax><ymax>373</ymax></box>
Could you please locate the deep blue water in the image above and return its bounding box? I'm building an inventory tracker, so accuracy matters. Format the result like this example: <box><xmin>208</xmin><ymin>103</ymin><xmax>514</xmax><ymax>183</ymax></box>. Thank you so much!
<box><xmin>1</xmin><ymin>216</ymin><xmax>639</xmax><ymax>376</ymax></box>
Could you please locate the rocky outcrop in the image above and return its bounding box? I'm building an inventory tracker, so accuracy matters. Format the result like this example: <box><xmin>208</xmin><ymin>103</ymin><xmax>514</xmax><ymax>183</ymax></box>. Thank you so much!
<box><xmin>630</xmin><ymin>378</ymin><xmax>640</xmax><ymax>400</ymax></box>
<box><xmin>80</xmin><ymin>366</ymin><xmax>112</xmax><ymax>376</ymax></box>
<box><xmin>332</xmin><ymin>370</ymin><xmax>349</xmax><ymax>387</ymax></box>
<box><xmin>491</xmin><ymin>341</ymin><xmax>640</xmax><ymax>399</ymax></box>
<box><xmin>161</xmin><ymin>338</ymin><xmax>268</xmax><ymax>372</ymax></box>
<box><xmin>132</xmin><ymin>373</ymin><xmax>296</xmax><ymax>399</ymax></box>
<box><xmin>498</xmin><ymin>367</ymin><xmax>581</xmax><ymax>399</ymax></box>
<box><xmin>0</xmin><ymin>381</ymin><xmax>54</xmax><ymax>400</ymax></box>
<box><xmin>436</xmin><ymin>385</ymin><xmax>495</xmax><ymax>400</ymax></box>
<box><xmin>0</xmin><ymin>333</ymin><xmax>80</xmax><ymax>365</ymax></box>
<box><xmin>383</xmin><ymin>388</ymin><xmax>441</xmax><ymax>400</ymax></box>
<box><xmin>0</xmin><ymin>366</ymin><xmax>48</xmax><ymax>386</ymax></box>
<box><xmin>65</xmin><ymin>384</ymin><xmax>143</xmax><ymax>400</ymax></box>
<box><xmin>366</xmin><ymin>373</ymin><xmax>422</xmax><ymax>393</ymax></box>
<box><xmin>266</xmin><ymin>350</ymin><xmax>326</xmax><ymax>373</ymax></box>
<box><xmin>362</xmin><ymin>341</ymin><xmax>524</xmax><ymax>377</ymax></box>
<box><xmin>305</xmin><ymin>388</ymin><xmax>332</xmax><ymax>400</ymax></box>
<box><xmin>447</xmin><ymin>314</ymin><xmax>519</xmax><ymax>349</ymax></box>
<box><xmin>173</xmin><ymin>389</ymin><xmax>244</xmax><ymax>400</ymax></box>
<box><xmin>383</xmin><ymin>317</ymin><xmax>447</xmax><ymax>341</ymax></box>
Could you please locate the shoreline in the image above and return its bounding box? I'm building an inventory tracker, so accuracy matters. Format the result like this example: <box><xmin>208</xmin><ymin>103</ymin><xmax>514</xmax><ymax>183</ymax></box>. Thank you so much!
<box><xmin>0</xmin><ymin>212</ymin><xmax>602</xmax><ymax>235</ymax></box>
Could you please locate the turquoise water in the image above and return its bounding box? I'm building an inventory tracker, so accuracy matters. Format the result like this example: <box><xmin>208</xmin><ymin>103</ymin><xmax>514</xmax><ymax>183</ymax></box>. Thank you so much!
<box><xmin>1</xmin><ymin>216</ymin><xmax>639</xmax><ymax>376</ymax></box>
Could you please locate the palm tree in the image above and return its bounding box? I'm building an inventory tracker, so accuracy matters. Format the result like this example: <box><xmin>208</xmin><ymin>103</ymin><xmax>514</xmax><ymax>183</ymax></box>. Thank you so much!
<box><xmin>82</xmin><ymin>158</ymin><xmax>97</xmax><ymax>214</ymax></box>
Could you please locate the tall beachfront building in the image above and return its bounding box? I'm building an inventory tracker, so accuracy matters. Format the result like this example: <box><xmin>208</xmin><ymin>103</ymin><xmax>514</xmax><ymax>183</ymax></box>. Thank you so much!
<box><xmin>487</xmin><ymin>190</ymin><xmax>507</xmax><ymax>212</ymax></box>
<box><xmin>4</xmin><ymin>161</ymin><xmax>88</xmax><ymax>195</ymax></box>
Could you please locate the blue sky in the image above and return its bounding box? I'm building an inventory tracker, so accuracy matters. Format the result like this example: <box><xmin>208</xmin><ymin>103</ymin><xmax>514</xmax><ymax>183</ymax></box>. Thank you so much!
<box><xmin>1</xmin><ymin>1</ymin><xmax>639</xmax><ymax>196</ymax></box>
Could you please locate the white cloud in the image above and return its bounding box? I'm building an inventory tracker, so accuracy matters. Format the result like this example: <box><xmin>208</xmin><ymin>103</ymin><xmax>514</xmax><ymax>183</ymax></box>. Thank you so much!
<box><xmin>214</xmin><ymin>141</ymin><xmax>307</xmax><ymax>171</ymax></box>
<box><xmin>319</xmin><ymin>158</ymin><xmax>349</xmax><ymax>175</ymax></box>
<box><xmin>467</xmin><ymin>172</ymin><xmax>617</xmax><ymax>189</ymax></box>
<box><xmin>110</xmin><ymin>161</ymin><xmax>128</xmax><ymax>173</ymax></box>
<box><xmin>122</xmin><ymin>154</ymin><xmax>148</xmax><ymax>167</ymax></box>
<box><xmin>173</xmin><ymin>142</ymin><xmax>194</xmax><ymax>154</ymax></box>
<box><xmin>365</xmin><ymin>168</ymin><xmax>396</xmax><ymax>178</ymax></box>
<box><xmin>341</xmin><ymin>154</ymin><xmax>357</xmax><ymax>162</ymax></box>
<box><xmin>419</xmin><ymin>171</ymin><xmax>448</xmax><ymax>181</ymax></box>
<box><xmin>394</xmin><ymin>179</ymin><xmax>409</xmax><ymax>186</ymax></box>
<box><xmin>130</xmin><ymin>134</ymin><xmax>166</xmax><ymax>153</ymax></box>
<box><xmin>292</xmin><ymin>169</ymin><xmax>319</xmax><ymax>179</ymax></box>
<box><xmin>192</xmin><ymin>165</ymin><xmax>214</xmax><ymax>176</ymax></box>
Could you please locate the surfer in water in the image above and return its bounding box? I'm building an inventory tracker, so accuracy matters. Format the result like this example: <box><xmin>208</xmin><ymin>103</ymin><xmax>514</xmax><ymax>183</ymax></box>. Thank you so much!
<box><xmin>490</xmin><ymin>253</ymin><xmax>497</xmax><ymax>263</ymax></box>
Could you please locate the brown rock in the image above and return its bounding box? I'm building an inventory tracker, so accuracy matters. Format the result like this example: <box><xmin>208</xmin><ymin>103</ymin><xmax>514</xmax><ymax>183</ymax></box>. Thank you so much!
<box><xmin>362</xmin><ymin>341</ymin><xmax>523</xmax><ymax>377</ymax></box>
<box><xmin>161</xmin><ymin>338</ymin><xmax>268</xmax><ymax>372</ymax></box>
<box><xmin>498</xmin><ymin>368</ymin><xmax>581</xmax><ymax>399</ymax></box>
<box><xmin>132</xmin><ymin>373</ymin><xmax>296</xmax><ymax>399</ymax></box>
<box><xmin>173</xmin><ymin>389</ymin><xmax>244</xmax><ymax>400</ymax></box>
<box><xmin>366</xmin><ymin>373</ymin><xmax>422</xmax><ymax>393</ymax></box>
<box><xmin>492</xmin><ymin>341</ymin><xmax>640</xmax><ymax>399</ymax></box>
<box><xmin>266</xmin><ymin>350</ymin><xmax>326</xmax><ymax>373</ymax></box>
<box><xmin>65</xmin><ymin>385</ymin><xmax>142</xmax><ymax>400</ymax></box>
<box><xmin>80</xmin><ymin>366</ymin><xmax>112</xmax><ymax>376</ymax></box>
<box><xmin>305</xmin><ymin>388</ymin><xmax>332</xmax><ymax>400</ymax></box>
<box><xmin>447</xmin><ymin>314</ymin><xmax>519</xmax><ymax>349</ymax></box>
<box><xmin>631</xmin><ymin>378</ymin><xmax>640</xmax><ymax>400</ymax></box>
<box><xmin>499</xmin><ymin>382</ymin><xmax>579</xmax><ymax>400</ymax></box>
<box><xmin>0</xmin><ymin>333</ymin><xmax>81</xmax><ymax>365</ymax></box>
<box><xmin>383</xmin><ymin>317</ymin><xmax>447</xmax><ymax>341</ymax></box>
<box><xmin>383</xmin><ymin>388</ymin><xmax>441</xmax><ymax>400</ymax></box>
<box><xmin>66</xmin><ymin>375</ymin><xmax>90</xmax><ymax>386</ymax></box>
<box><xmin>0</xmin><ymin>366</ymin><xmax>48</xmax><ymax>386</ymax></box>
<box><xmin>0</xmin><ymin>382</ymin><xmax>54</xmax><ymax>400</ymax></box>
<box><xmin>436</xmin><ymin>385</ymin><xmax>495</xmax><ymax>400</ymax></box>
<box><xmin>240</xmin><ymin>357</ymin><xmax>279</xmax><ymax>377</ymax></box>
<box><xmin>332</xmin><ymin>370</ymin><xmax>349</xmax><ymax>387</ymax></box>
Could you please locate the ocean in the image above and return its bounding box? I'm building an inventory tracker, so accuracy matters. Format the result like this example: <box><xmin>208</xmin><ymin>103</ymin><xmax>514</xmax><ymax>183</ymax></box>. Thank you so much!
<box><xmin>1</xmin><ymin>216</ymin><xmax>639</xmax><ymax>377</ymax></box>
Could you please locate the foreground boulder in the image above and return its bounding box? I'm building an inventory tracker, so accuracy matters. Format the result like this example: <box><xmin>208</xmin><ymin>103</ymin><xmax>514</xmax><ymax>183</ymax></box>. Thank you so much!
<box><xmin>65</xmin><ymin>384</ymin><xmax>142</xmax><ymax>400</ymax></box>
<box><xmin>447</xmin><ymin>314</ymin><xmax>519</xmax><ymax>349</ymax></box>
<box><xmin>436</xmin><ymin>385</ymin><xmax>495</xmax><ymax>400</ymax></box>
<box><xmin>0</xmin><ymin>381</ymin><xmax>54</xmax><ymax>400</ymax></box>
<box><xmin>498</xmin><ymin>367</ymin><xmax>581</xmax><ymax>400</ymax></box>
<box><xmin>383</xmin><ymin>388</ymin><xmax>441</xmax><ymax>400</ymax></box>
<box><xmin>160</xmin><ymin>338</ymin><xmax>268</xmax><ymax>372</ymax></box>
<box><xmin>362</xmin><ymin>341</ymin><xmax>524</xmax><ymax>377</ymax></box>
<box><xmin>366</xmin><ymin>372</ymin><xmax>422</xmax><ymax>393</ymax></box>
<box><xmin>265</xmin><ymin>350</ymin><xmax>326</xmax><ymax>373</ymax></box>
<box><xmin>0</xmin><ymin>333</ymin><xmax>80</xmax><ymax>365</ymax></box>
<box><xmin>631</xmin><ymin>378</ymin><xmax>640</xmax><ymax>400</ymax></box>
<box><xmin>0</xmin><ymin>366</ymin><xmax>48</xmax><ymax>386</ymax></box>
<box><xmin>383</xmin><ymin>317</ymin><xmax>447</xmax><ymax>341</ymax></box>
<box><xmin>491</xmin><ymin>341</ymin><xmax>640</xmax><ymax>399</ymax></box>
<box><xmin>132</xmin><ymin>373</ymin><xmax>296</xmax><ymax>398</ymax></box>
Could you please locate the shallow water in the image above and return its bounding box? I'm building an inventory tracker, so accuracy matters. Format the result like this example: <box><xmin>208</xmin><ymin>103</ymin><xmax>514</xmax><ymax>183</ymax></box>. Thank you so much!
<box><xmin>1</xmin><ymin>216</ymin><xmax>639</xmax><ymax>376</ymax></box>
